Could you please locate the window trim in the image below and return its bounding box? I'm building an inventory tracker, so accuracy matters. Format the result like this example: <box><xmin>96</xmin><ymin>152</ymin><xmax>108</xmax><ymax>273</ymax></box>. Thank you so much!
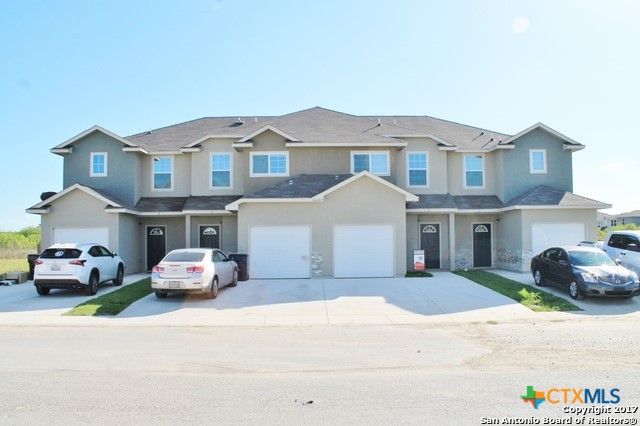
<box><xmin>152</xmin><ymin>155</ymin><xmax>174</xmax><ymax>191</ymax></box>
<box><xmin>350</xmin><ymin>151</ymin><xmax>390</xmax><ymax>176</ymax></box>
<box><xmin>210</xmin><ymin>153</ymin><xmax>233</xmax><ymax>189</ymax></box>
<box><xmin>463</xmin><ymin>153</ymin><xmax>485</xmax><ymax>189</ymax></box>
<box><xmin>529</xmin><ymin>149</ymin><xmax>547</xmax><ymax>174</ymax></box>
<box><xmin>249</xmin><ymin>152</ymin><xmax>289</xmax><ymax>177</ymax></box>
<box><xmin>90</xmin><ymin>152</ymin><xmax>108</xmax><ymax>177</ymax></box>
<box><xmin>406</xmin><ymin>151</ymin><xmax>429</xmax><ymax>187</ymax></box>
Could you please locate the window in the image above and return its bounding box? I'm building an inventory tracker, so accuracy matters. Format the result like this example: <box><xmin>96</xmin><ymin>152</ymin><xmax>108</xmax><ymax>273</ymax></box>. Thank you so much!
<box><xmin>250</xmin><ymin>152</ymin><xmax>288</xmax><ymax>176</ymax></box>
<box><xmin>530</xmin><ymin>149</ymin><xmax>547</xmax><ymax>173</ymax></box>
<box><xmin>211</xmin><ymin>154</ymin><xmax>232</xmax><ymax>188</ymax></box>
<box><xmin>90</xmin><ymin>152</ymin><xmax>107</xmax><ymax>177</ymax></box>
<box><xmin>351</xmin><ymin>152</ymin><xmax>389</xmax><ymax>175</ymax></box>
<box><xmin>407</xmin><ymin>152</ymin><xmax>428</xmax><ymax>186</ymax></box>
<box><xmin>464</xmin><ymin>154</ymin><xmax>484</xmax><ymax>188</ymax></box>
<box><xmin>153</xmin><ymin>156</ymin><xmax>173</xmax><ymax>190</ymax></box>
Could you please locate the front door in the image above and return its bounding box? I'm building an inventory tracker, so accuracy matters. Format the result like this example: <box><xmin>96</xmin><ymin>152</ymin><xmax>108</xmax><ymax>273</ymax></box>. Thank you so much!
<box><xmin>146</xmin><ymin>226</ymin><xmax>166</xmax><ymax>271</ymax></box>
<box><xmin>199</xmin><ymin>225</ymin><xmax>220</xmax><ymax>249</ymax></box>
<box><xmin>472</xmin><ymin>223</ymin><xmax>492</xmax><ymax>267</ymax></box>
<box><xmin>420</xmin><ymin>224</ymin><xmax>441</xmax><ymax>269</ymax></box>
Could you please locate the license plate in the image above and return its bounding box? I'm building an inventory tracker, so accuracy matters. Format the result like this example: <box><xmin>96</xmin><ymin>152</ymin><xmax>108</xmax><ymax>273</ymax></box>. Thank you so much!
<box><xmin>51</xmin><ymin>264</ymin><xmax>62</xmax><ymax>271</ymax></box>
<box><xmin>167</xmin><ymin>281</ymin><xmax>181</xmax><ymax>288</ymax></box>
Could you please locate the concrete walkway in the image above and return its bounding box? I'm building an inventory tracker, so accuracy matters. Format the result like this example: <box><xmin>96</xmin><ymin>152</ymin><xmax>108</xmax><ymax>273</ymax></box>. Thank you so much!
<box><xmin>0</xmin><ymin>271</ymin><xmax>637</xmax><ymax>327</ymax></box>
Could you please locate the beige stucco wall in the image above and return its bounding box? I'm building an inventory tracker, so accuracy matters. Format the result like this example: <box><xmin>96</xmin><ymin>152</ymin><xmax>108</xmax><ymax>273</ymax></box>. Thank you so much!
<box><xmin>447</xmin><ymin>152</ymin><xmax>497</xmax><ymax>196</ymax></box>
<box><xmin>139</xmin><ymin>154</ymin><xmax>191</xmax><ymax>197</ymax></box>
<box><xmin>40</xmin><ymin>190</ymin><xmax>119</xmax><ymax>250</ymax></box>
<box><xmin>521</xmin><ymin>208</ymin><xmax>598</xmax><ymax>249</ymax></box>
<box><xmin>396</xmin><ymin>138</ymin><xmax>448</xmax><ymax>194</ymax></box>
<box><xmin>405</xmin><ymin>214</ymin><xmax>451</xmax><ymax>270</ymax></box>
<box><xmin>236</xmin><ymin>176</ymin><xmax>408</xmax><ymax>276</ymax></box>
<box><xmin>189</xmin><ymin>215</ymin><xmax>238</xmax><ymax>253</ymax></box>
<box><xmin>190</xmin><ymin>139</ymin><xmax>244</xmax><ymax>196</ymax></box>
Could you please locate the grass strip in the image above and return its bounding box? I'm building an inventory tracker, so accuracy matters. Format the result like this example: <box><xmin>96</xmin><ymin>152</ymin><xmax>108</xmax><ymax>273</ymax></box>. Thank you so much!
<box><xmin>453</xmin><ymin>270</ymin><xmax>581</xmax><ymax>312</ymax></box>
<box><xmin>63</xmin><ymin>277</ymin><xmax>152</xmax><ymax>316</ymax></box>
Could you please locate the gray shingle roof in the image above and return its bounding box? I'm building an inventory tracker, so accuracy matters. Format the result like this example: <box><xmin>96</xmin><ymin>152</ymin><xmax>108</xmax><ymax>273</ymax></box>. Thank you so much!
<box><xmin>407</xmin><ymin>185</ymin><xmax>608</xmax><ymax>211</ymax></box>
<box><xmin>124</xmin><ymin>107</ymin><xmax>511</xmax><ymax>152</ymax></box>
<box><xmin>502</xmin><ymin>185</ymin><xmax>608</xmax><ymax>208</ymax></box>
<box><xmin>245</xmin><ymin>174</ymin><xmax>353</xmax><ymax>199</ymax></box>
<box><xmin>134</xmin><ymin>196</ymin><xmax>242</xmax><ymax>212</ymax></box>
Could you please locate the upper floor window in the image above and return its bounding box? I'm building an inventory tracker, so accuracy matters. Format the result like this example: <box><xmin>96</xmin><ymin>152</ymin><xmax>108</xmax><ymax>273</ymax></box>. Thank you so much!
<box><xmin>407</xmin><ymin>152</ymin><xmax>428</xmax><ymax>186</ymax></box>
<box><xmin>530</xmin><ymin>149</ymin><xmax>547</xmax><ymax>173</ymax></box>
<box><xmin>211</xmin><ymin>153</ymin><xmax>232</xmax><ymax>188</ymax></box>
<box><xmin>464</xmin><ymin>154</ymin><xmax>484</xmax><ymax>188</ymax></box>
<box><xmin>90</xmin><ymin>152</ymin><xmax>107</xmax><ymax>177</ymax></box>
<box><xmin>153</xmin><ymin>156</ymin><xmax>173</xmax><ymax>190</ymax></box>
<box><xmin>351</xmin><ymin>152</ymin><xmax>389</xmax><ymax>175</ymax></box>
<box><xmin>250</xmin><ymin>152</ymin><xmax>288</xmax><ymax>176</ymax></box>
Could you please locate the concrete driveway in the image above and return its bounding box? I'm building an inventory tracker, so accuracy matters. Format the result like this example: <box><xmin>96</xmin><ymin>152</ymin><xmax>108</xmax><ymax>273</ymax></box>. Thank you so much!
<box><xmin>0</xmin><ymin>271</ymin><xmax>638</xmax><ymax>326</ymax></box>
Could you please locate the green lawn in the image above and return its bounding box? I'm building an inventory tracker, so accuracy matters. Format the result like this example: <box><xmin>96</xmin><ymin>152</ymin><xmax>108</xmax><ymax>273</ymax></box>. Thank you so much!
<box><xmin>454</xmin><ymin>270</ymin><xmax>581</xmax><ymax>312</ymax></box>
<box><xmin>63</xmin><ymin>278</ymin><xmax>153</xmax><ymax>316</ymax></box>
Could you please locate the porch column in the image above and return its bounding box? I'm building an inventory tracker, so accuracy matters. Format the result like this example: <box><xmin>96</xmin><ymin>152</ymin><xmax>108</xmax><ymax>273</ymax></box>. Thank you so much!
<box><xmin>185</xmin><ymin>214</ymin><xmax>191</xmax><ymax>248</ymax></box>
<box><xmin>449</xmin><ymin>213</ymin><xmax>456</xmax><ymax>271</ymax></box>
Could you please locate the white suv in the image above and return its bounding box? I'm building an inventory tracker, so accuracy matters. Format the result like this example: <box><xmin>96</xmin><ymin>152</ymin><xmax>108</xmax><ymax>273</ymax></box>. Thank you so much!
<box><xmin>34</xmin><ymin>243</ymin><xmax>125</xmax><ymax>296</ymax></box>
<box><xmin>603</xmin><ymin>230</ymin><xmax>640</xmax><ymax>277</ymax></box>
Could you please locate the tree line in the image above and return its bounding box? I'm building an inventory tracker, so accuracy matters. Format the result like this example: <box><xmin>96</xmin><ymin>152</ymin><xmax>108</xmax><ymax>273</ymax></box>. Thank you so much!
<box><xmin>0</xmin><ymin>226</ymin><xmax>41</xmax><ymax>258</ymax></box>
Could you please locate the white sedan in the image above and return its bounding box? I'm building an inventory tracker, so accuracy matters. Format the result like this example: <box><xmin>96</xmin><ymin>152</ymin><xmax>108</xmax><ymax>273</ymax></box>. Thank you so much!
<box><xmin>151</xmin><ymin>248</ymin><xmax>238</xmax><ymax>299</ymax></box>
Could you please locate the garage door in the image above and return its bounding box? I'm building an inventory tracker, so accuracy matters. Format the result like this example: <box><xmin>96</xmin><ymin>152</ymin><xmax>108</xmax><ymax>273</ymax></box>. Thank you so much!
<box><xmin>531</xmin><ymin>223</ymin><xmax>585</xmax><ymax>255</ymax></box>
<box><xmin>53</xmin><ymin>228</ymin><xmax>109</xmax><ymax>247</ymax></box>
<box><xmin>250</xmin><ymin>226</ymin><xmax>311</xmax><ymax>278</ymax></box>
<box><xmin>334</xmin><ymin>225</ymin><xmax>394</xmax><ymax>278</ymax></box>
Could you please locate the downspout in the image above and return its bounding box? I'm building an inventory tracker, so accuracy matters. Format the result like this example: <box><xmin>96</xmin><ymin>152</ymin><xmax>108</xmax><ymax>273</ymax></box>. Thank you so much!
<box><xmin>449</xmin><ymin>212</ymin><xmax>456</xmax><ymax>271</ymax></box>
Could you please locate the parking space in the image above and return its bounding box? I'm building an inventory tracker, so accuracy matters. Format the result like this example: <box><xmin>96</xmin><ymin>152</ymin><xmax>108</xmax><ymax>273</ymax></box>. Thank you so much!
<box><xmin>0</xmin><ymin>271</ymin><xmax>638</xmax><ymax>327</ymax></box>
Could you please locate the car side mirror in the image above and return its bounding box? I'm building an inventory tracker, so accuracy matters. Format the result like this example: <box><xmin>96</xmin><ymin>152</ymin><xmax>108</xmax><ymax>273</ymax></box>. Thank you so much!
<box><xmin>615</xmin><ymin>259</ymin><xmax>622</xmax><ymax>265</ymax></box>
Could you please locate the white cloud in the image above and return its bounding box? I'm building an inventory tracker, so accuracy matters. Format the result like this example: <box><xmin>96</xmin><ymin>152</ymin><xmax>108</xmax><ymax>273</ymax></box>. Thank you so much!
<box><xmin>512</xmin><ymin>17</ymin><xmax>529</xmax><ymax>33</ymax></box>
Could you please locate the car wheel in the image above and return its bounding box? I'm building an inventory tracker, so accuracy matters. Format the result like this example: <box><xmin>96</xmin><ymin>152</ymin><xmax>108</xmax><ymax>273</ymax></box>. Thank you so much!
<box><xmin>86</xmin><ymin>272</ymin><xmax>99</xmax><ymax>296</ymax></box>
<box><xmin>36</xmin><ymin>285</ymin><xmax>50</xmax><ymax>296</ymax></box>
<box><xmin>533</xmin><ymin>269</ymin><xmax>545</xmax><ymax>286</ymax></box>
<box><xmin>569</xmin><ymin>280</ymin><xmax>584</xmax><ymax>300</ymax></box>
<box><xmin>112</xmin><ymin>264</ymin><xmax>124</xmax><ymax>286</ymax></box>
<box><xmin>209</xmin><ymin>277</ymin><xmax>219</xmax><ymax>299</ymax></box>
<box><xmin>228</xmin><ymin>269</ymin><xmax>238</xmax><ymax>287</ymax></box>
<box><xmin>155</xmin><ymin>291</ymin><xmax>167</xmax><ymax>299</ymax></box>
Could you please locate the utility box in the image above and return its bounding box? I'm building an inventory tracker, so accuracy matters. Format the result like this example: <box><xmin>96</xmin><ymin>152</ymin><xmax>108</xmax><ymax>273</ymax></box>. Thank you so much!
<box><xmin>4</xmin><ymin>271</ymin><xmax>28</xmax><ymax>284</ymax></box>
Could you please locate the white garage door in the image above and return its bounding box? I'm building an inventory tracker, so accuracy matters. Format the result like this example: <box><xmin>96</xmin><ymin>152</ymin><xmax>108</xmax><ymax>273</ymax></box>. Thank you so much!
<box><xmin>334</xmin><ymin>225</ymin><xmax>394</xmax><ymax>278</ymax></box>
<box><xmin>53</xmin><ymin>228</ymin><xmax>109</xmax><ymax>247</ymax></box>
<box><xmin>531</xmin><ymin>223</ymin><xmax>585</xmax><ymax>254</ymax></box>
<box><xmin>250</xmin><ymin>226</ymin><xmax>311</xmax><ymax>278</ymax></box>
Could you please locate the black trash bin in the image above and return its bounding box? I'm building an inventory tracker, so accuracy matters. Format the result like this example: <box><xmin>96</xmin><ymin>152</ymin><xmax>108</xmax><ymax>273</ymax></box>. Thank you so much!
<box><xmin>229</xmin><ymin>254</ymin><xmax>249</xmax><ymax>281</ymax></box>
<box><xmin>27</xmin><ymin>254</ymin><xmax>40</xmax><ymax>280</ymax></box>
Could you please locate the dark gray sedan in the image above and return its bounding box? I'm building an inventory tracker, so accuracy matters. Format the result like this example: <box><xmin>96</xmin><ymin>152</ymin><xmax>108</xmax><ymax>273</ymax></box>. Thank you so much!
<box><xmin>530</xmin><ymin>246</ymin><xmax>640</xmax><ymax>300</ymax></box>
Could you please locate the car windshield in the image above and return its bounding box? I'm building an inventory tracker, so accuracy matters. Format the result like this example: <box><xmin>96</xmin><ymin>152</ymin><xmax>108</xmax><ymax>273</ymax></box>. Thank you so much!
<box><xmin>569</xmin><ymin>250</ymin><xmax>616</xmax><ymax>267</ymax></box>
<box><xmin>162</xmin><ymin>251</ymin><xmax>206</xmax><ymax>262</ymax></box>
<box><xmin>40</xmin><ymin>248</ymin><xmax>82</xmax><ymax>259</ymax></box>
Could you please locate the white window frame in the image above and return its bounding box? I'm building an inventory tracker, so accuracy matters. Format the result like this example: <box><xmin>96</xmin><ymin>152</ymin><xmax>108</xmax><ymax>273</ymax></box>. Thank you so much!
<box><xmin>250</xmin><ymin>152</ymin><xmax>289</xmax><ymax>177</ymax></box>
<box><xmin>529</xmin><ymin>149</ymin><xmax>547</xmax><ymax>174</ymax></box>
<box><xmin>406</xmin><ymin>151</ymin><xmax>429</xmax><ymax>187</ymax></box>
<box><xmin>90</xmin><ymin>152</ymin><xmax>108</xmax><ymax>177</ymax></box>
<box><xmin>464</xmin><ymin>154</ymin><xmax>485</xmax><ymax>189</ymax></box>
<box><xmin>210</xmin><ymin>153</ymin><xmax>233</xmax><ymax>189</ymax></box>
<box><xmin>152</xmin><ymin>155</ymin><xmax>174</xmax><ymax>191</ymax></box>
<box><xmin>350</xmin><ymin>151</ymin><xmax>390</xmax><ymax>176</ymax></box>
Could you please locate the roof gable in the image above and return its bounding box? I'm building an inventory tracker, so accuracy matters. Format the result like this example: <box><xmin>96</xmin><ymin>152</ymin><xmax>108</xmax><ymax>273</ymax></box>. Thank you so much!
<box><xmin>500</xmin><ymin>123</ymin><xmax>584</xmax><ymax>151</ymax></box>
<box><xmin>52</xmin><ymin>125</ymin><xmax>139</xmax><ymax>153</ymax></box>
<box><xmin>26</xmin><ymin>184</ymin><xmax>126</xmax><ymax>212</ymax></box>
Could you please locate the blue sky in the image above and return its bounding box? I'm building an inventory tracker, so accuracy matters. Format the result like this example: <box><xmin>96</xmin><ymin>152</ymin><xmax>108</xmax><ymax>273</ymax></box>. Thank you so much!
<box><xmin>1</xmin><ymin>0</ymin><xmax>639</xmax><ymax>231</ymax></box>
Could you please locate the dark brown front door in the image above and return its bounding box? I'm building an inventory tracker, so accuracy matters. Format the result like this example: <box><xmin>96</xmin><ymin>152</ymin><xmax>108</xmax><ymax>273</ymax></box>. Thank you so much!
<box><xmin>420</xmin><ymin>224</ymin><xmax>441</xmax><ymax>269</ymax></box>
<box><xmin>473</xmin><ymin>223</ymin><xmax>492</xmax><ymax>267</ymax></box>
<box><xmin>146</xmin><ymin>226</ymin><xmax>166</xmax><ymax>271</ymax></box>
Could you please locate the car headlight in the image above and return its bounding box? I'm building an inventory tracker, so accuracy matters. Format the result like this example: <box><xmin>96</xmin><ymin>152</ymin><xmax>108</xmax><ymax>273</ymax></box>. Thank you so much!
<box><xmin>632</xmin><ymin>273</ymin><xmax>640</xmax><ymax>285</ymax></box>
<box><xmin>580</xmin><ymin>272</ymin><xmax>597</xmax><ymax>283</ymax></box>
